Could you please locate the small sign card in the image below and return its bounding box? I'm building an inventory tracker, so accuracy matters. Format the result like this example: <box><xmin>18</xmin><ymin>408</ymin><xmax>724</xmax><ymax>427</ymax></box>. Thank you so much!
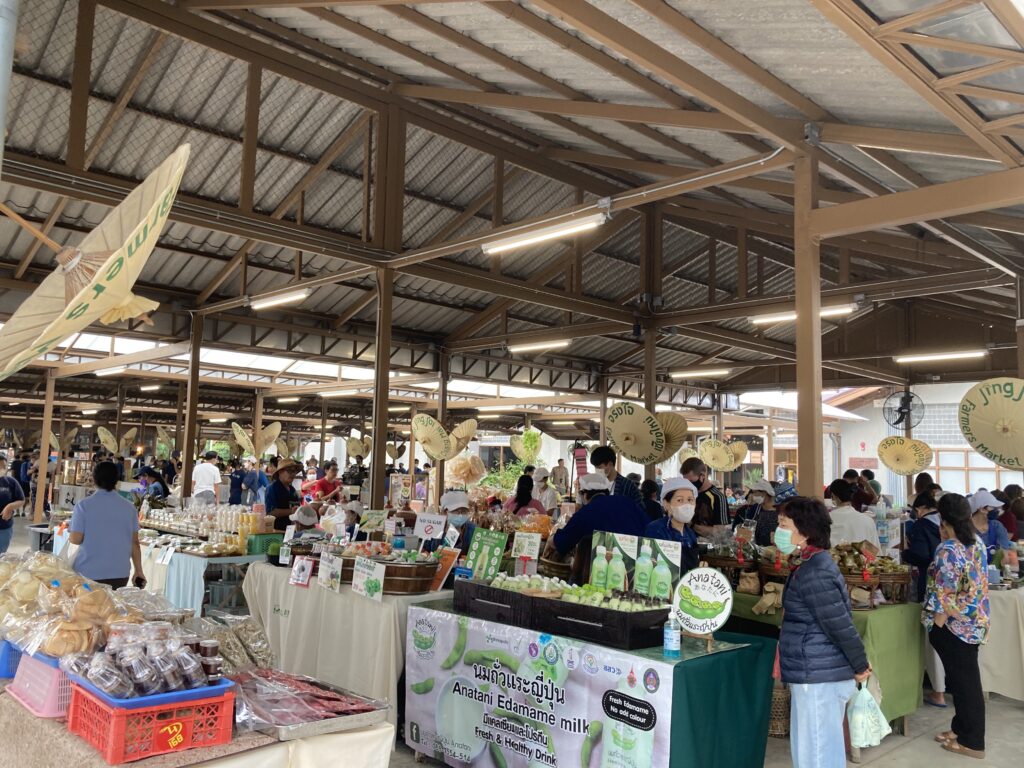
<box><xmin>288</xmin><ymin>556</ymin><xmax>315</xmax><ymax>588</ymax></box>
<box><xmin>318</xmin><ymin>553</ymin><xmax>344</xmax><ymax>593</ymax></box>
<box><xmin>464</xmin><ymin>529</ymin><xmax>508</xmax><ymax>582</ymax></box>
<box><xmin>443</xmin><ymin>524</ymin><xmax>460</xmax><ymax>549</ymax></box>
<box><xmin>352</xmin><ymin>555</ymin><xmax>385</xmax><ymax>602</ymax></box>
<box><xmin>157</xmin><ymin>546</ymin><xmax>176</xmax><ymax>566</ymax></box>
<box><xmin>384</xmin><ymin>518</ymin><xmax>399</xmax><ymax>537</ymax></box>
<box><xmin>511</xmin><ymin>532</ymin><xmax>542</xmax><ymax>561</ymax></box>
<box><xmin>414</xmin><ymin>513</ymin><xmax>447</xmax><ymax>540</ymax></box>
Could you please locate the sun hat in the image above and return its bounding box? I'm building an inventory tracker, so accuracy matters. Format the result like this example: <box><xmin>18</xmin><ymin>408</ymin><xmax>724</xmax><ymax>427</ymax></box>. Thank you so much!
<box><xmin>660</xmin><ymin>476</ymin><xmax>698</xmax><ymax>503</ymax></box>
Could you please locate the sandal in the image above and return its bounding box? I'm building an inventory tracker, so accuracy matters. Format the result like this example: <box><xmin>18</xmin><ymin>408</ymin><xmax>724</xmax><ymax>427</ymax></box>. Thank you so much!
<box><xmin>941</xmin><ymin>741</ymin><xmax>985</xmax><ymax>760</ymax></box>
<box><xmin>934</xmin><ymin>731</ymin><xmax>955</xmax><ymax>743</ymax></box>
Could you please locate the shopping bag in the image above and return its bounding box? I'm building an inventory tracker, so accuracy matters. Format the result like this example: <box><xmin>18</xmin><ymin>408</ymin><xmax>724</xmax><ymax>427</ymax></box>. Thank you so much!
<box><xmin>847</xmin><ymin>682</ymin><xmax>892</xmax><ymax>748</ymax></box>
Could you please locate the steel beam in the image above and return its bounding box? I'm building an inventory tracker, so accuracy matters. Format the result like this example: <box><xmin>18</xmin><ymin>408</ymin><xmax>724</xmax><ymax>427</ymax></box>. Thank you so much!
<box><xmin>53</xmin><ymin>342</ymin><xmax>192</xmax><ymax>378</ymax></box>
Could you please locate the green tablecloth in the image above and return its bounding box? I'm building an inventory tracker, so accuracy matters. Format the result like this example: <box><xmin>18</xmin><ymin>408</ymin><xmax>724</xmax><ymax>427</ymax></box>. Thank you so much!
<box><xmin>727</xmin><ymin>592</ymin><xmax>923</xmax><ymax>722</ymax></box>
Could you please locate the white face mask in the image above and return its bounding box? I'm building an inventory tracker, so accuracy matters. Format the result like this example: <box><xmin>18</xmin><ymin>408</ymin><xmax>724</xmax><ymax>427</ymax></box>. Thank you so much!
<box><xmin>750</xmin><ymin>494</ymin><xmax>765</xmax><ymax>504</ymax></box>
<box><xmin>670</xmin><ymin>503</ymin><xmax>696</xmax><ymax>524</ymax></box>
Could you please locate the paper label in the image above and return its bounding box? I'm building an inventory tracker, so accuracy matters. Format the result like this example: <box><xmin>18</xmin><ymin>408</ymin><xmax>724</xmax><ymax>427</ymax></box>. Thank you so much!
<box><xmin>385</xmin><ymin>518</ymin><xmax>399</xmax><ymax>537</ymax></box>
<box><xmin>672</xmin><ymin>567</ymin><xmax>733</xmax><ymax>635</ymax></box>
<box><xmin>288</xmin><ymin>556</ymin><xmax>314</xmax><ymax>588</ymax></box>
<box><xmin>157</xmin><ymin>546</ymin><xmax>176</xmax><ymax>566</ymax></box>
<box><xmin>414</xmin><ymin>513</ymin><xmax>447</xmax><ymax>540</ymax></box>
<box><xmin>283</xmin><ymin>525</ymin><xmax>296</xmax><ymax>542</ymax></box>
<box><xmin>511</xmin><ymin>532</ymin><xmax>542</xmax><ymax>561</ymax></box>
<box><xmin>317</xmin><ymin>553</ymin><xmax>344</xmax><ymax>593</ymax></box>
<box><xmin>464</xmin><ymin>529</ymin><xmax>508</xmax><ymax>582</ymax></box>
<box><xmin>352</xmin><ymin>555</ymin><xmax>385</xmax><ymax>601</ymax></box>
<box><xmin>430</xmin><ymin>547</ymin><xmax>461</xmax><ymax>591</ymax></box>
<box><xmin>443</xmin><ymin>524</ymin><xmax>460</xmax><ymax>548</ymax></box>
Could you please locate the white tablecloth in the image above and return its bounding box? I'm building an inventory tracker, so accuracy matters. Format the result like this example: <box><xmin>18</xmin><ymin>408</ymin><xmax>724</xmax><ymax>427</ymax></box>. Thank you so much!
<box><xmin>201</xmin><ymin>723</ymin><xmax>394</xmax><ymax>768</ymax></box>
<box><xmin>980</xmin><ymin>588</ymin><xmax>1024</xmax><ymax>701</ymax></box>
<box><xmin>242</xmin><ymin>562</ymin><xmax>447</xmax><ymax>727</ymax></box>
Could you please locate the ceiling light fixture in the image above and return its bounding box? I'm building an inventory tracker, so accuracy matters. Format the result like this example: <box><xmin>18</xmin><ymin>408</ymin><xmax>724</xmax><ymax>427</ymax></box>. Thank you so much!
<box><xmin>81</xmin><ymin>423</ymin><xmax>93</xmax><ymax>428</ymax></box>
<box><xmin>96</xmin><ymin>366</ymin><xmax>126</xmax><ymax>376</ymax></box>
<box><xmin>123</xmin><ymin>409</ymin><xmax>133</xmax><ymax>414</ymax></box>
<box><xmin>250</xmin><ymin>288</ymin><xmax>310</xmax><ymax>311</ymax></box>
<box><xmin>551</xmin><ymin>420</ymin><xmax>576</xmax><ymax>425</ymax></box>
<box><xmin>387</xmin><ymin>406</ymin><xmax>408</xmax><ymax>412</ymax></box>
<box><xmin>8</xmin><ymin>401</ymin><xmax>19</xmax><ymax>406</ymax></box>
<box><xmin>750</xmin><ymin>305</ymin><xmax>856</xmax><ymax>325</ymax></box>
<box><xmin>477</xmin><ymin>415</ymin><xmax>501</xmax><ymax>420</ymax></box>
<box><xmin>483</xmin><ymin>213</ymin><xmax>606</xmax><ymax>255</ymax></box>
<box><xmin>319</xmin><ymin>389</ymin><xmax>361</xmax><ymax>398</ymax></box>
<box><xmin>670</xmin><ymin>368</ymin><xmax>732</xmax><ymax>379</ymax></box>
<box><xmin>688</xmin><ymin>426</ymin><xmax>714</xmax><ymax>432</ymax></box>
<box><xmin>277</xmin><ymin>397</ymin><xmax>299</xmax><ymax>403</ymax></box>
<box><xmin>139</xmin><ymin>384</ymin><xmax>160</xmax><ymax>392</ymax></box>
<box><xmin>508</xmin><ymin>339</ymin><xmax>570</xmax><ymax>354</ymax></box>
<box><xmin>82</xmin><ymin>409</ymin><xmax>98</xmax><ymax>415</ymax></box>
<box><xmin>208</xmin><ymin>417</ymin><xmax>227</xmax><ymax>423</ymax></box>
<box><xmin>477</xmin><ymin>405</ymin><xmax>516</xmax><ymax>412</ymax></box>
<box><xmin>893</xmin><ymin>350</ymin><xmax>987</xmax><ymax>364</ymax></box>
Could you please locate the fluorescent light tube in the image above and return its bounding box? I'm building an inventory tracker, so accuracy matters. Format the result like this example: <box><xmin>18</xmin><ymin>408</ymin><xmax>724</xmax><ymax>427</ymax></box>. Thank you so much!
<box><xmin>320</xmin><ymin>389</ymin><xmax>360</xmax><ymax>398</ymax></box>
<box><xmin>96</xmin><ymin>367</ymin><xmax>126</xmax><ymax>376</ymax></box>
<box><xmin>8</xmin><ymin>402</ymin><xmax>18</xmax><ymax>406</ymax></box>
<box><xmin>477</xmin><ymin>405</ymin><xmax>516</xmax><ymax>412</ymax></box>
<box><xmin>508</xmin><ymin>339</ymin><xmax>570</xmax><ymax>353</ymax></box>
<box><xmin>277</xmin><ymin>397</ymin><xmax>299</xmax><ymax>403</ymax></box>
<box><xmin>483</xmin><ymin>214</ymin><xmax>606</xmax><ymax>255</ymax></box>
<box><xmin>688</xmin><ymin>426</ymin><xmax>714</xmax><ymax>432</ymax></box>
<box><xmin>82</xmin><ymin>409</ymin><xmax>98</xmax><ymax>415</ymax></box>
<box><xmin>208</xmin><ymin>417</ymin><xmax>227</xmax><ymax>423</ymax></box>
<box><xmin>671</xmin><ymin>368</ymin><xmax>732</xmax><ymax>379</ymax></box>
<box><xmin>551</xmin><ymin>420</ymin><xmax>576</xmax><ymax>425</ymax></box>
<box><xmin>893</xmin><ymin>350</ymin><xmax>987</xmax><ymax>364</ymax></box>
<box><xmin>477</xmin><ymin>415</ymin><xmax>501</xmax><ymax>420</ymax></box>
<box><xmin>123</xmin><ymin>409</ymin><xmax>133</xmax><ymax>414</ymax></box>
<box><xmin>250</xmin><ymin>288</ymin><xmax>310</xmax><ymax>311</ymax></box>
<box><xmin>81</xmin><ymin>423</ymin><xmax>93</xmax><ymax>428</ymax></box>
<box><xmin>751</xmin><ymin>305</ymin><xmax>856</xmax><ymax>325</ymax></box>
<box><xmin>387</xmin><ymin>406</ymin><xmax>408</xmax><ymax>412</ymax></box>
<box><xmin>140</xmin><ymin>385</ymin><xmax>160</xmax><ymax>392</ymax></box>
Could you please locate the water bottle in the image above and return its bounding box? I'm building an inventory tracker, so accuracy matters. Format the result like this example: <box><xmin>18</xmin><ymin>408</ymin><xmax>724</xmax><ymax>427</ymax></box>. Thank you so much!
<box><xmin>663</xmin><ymin>615</ymin><xmax>681</xmax><ymax>659</ymax></box>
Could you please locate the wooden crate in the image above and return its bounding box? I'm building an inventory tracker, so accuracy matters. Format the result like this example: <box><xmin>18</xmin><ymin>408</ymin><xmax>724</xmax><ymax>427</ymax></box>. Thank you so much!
<box><xmin>453</xmin><ymin>579</ymin><xmax>535</xmax><ymax>627</ymax></box>
<box><xmin>531</xmin><ymin>597</ymin><xmax>667</xmax><ymax>651</ymax></box>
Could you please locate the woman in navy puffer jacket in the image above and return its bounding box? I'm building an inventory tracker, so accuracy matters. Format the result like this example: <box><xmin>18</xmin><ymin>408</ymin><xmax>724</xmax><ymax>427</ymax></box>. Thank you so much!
<box><xmin>776</xmin><ymin>497</ymin><xmax>871</xmax><ymax>768</ymax></box>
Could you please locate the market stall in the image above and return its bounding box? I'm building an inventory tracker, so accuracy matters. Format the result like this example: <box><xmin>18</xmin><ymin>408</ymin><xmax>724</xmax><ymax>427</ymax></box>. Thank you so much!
<box><xmin>404</xmin><ymin>598</ymin><xmax>776</xmax><ymax>768</ymax></box>
<box><xmin>243</xmin><ymin>561</ymin><xmax>446</xmax><ymax>727</ymax></box>
<box><xmin>980</xmin><ymin>588</ymin><xmax>1024</xmax><ymax>701</ymax></box>
<box><xmin>134</xmin><ymin>547</ymin><xmax>266</xmax><ymax>615</ymax></box>
<box><xmin>725</xmin><ymin>592</ymin><xmax>923</xmax><ymax>725</ymax></box>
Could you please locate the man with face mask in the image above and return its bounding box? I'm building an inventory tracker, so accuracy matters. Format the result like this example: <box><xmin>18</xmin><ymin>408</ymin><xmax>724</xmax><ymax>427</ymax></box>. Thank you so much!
<box><xmin>589</xmin><ymin>446</ymin><xmax>641</xmax><ymax>503</ymax></box>
<box><xmin>644</xmin><ymin>477</ymin><xmax>700</xmax><ymax>574</ymax></box>
<box><xmin>681</xmin><ymin>457</ymin><xmax>729</xmax><ymax>537</ymax></box>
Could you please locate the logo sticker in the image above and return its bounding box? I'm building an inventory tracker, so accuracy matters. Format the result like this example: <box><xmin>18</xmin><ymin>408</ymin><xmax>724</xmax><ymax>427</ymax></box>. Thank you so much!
<box><xmin>643</xmin><ymin>668</ymin><xmax>660</xmax><ymax>694</ymax></box>
<box><xmin>583</xmin><ymin>652</ymin><xmax>599</xmax><ymax>675</ymax></box>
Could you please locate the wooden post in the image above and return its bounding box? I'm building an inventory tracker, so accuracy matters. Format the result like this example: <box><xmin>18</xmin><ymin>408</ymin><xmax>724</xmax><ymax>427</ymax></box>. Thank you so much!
<box><xmin>173</xmin><ymin>382</ymin><xmax>184</xmax><ymax>454</ymax></box>
<box><xmin>239</xmin><ymin>62</ymin><xmax>260</xmax><ymax>212</ymax></box>
<box><xmin>34</xmin><ymin>374</ymin><xmax>55</xmax><ymax>523</ymax></box>
<box><xmin>67</xmin><ymin>0</ymin><xmax>95</xmax><ymax>170</ymax></box>
<box><xmin>370</xmin><ymin>267</ymin><xmax>393</xmax><ymax>508</ymax></box>
<box><xmin>181</xmin><ymin>314</ymin><xmax>203</xmax><ymax>500</ymax></box>
<box><xmin>794</xmin><ymin>154</ymin><xmax>823</xmax><ymax>497</ymax></box>
<box><xmin>643</xmin><ymin>326</ymin><xmax>657</xmax><ymax>482</ymax></box>
<box><xmin>764</xmin><ymin>420</ymin><xmax>774</xmax><ymax>484</ymax></box>
<box><xmin>319</xmin><ymin>399</ymin><xmax>327</xmax><ymax>466</ymax></box>
<box><xmin>407</xmin><ymin>405</ymin><xmax>417</xmax><ymax>495</ymax></box>
<box><xmin>435</xmin><ymin>353</ymin><xmax>449</xmax><ymax>508</ymax></box>
<box><xmin>252</xmin><ymin>390</ymin><xmax>264</xmax><ymax>455</ymax></box>
<box><xmin>493</xmin><ymin>157</ymin><xmax>504</xmax><ymax>278</ymax></box>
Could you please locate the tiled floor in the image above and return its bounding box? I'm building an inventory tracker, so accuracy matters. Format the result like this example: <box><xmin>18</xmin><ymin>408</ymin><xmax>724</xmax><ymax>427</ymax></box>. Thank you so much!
<box><xmin>9</xmin><ymin>518</ymin><xmax>1022</xmax><ymax>766</ymax></box>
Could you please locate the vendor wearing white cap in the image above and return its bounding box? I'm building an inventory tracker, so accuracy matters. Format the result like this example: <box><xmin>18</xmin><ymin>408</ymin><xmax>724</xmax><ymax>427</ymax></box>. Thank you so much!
<box><xmin>733</xmin><ymin>478</ymin><xmax>780</xmax><ymax>547</ymax></box>
<box><xmin>532</xmin><ymin>468</ymin><xmax>559</xmax><ymax>515</ymax></box>
<box><xmin>288</xmin><ymin>505</ymin><xmax>320</xmax><ymax>539</ymax></box>
<box><xmin>644</xmin><ymin>477</ymin><xmax>700</xmax><ymax>574</ymax></box>
<box><xmin>543</xmin><ymin>472</ymin><xmax>647</xmax><ymax>583</ymax></box>
<box><xmin>441</xmin><ymin>490</ymin><xmax>476</xmax><ymax>555</ymax></box>
<box><xmin>969</xmin><ymin>489</ymin><xmax>1013</xmax><ymax>563</ymax></box>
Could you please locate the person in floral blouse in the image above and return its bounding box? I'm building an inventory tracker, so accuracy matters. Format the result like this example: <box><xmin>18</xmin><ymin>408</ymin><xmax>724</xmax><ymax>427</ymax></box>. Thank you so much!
<box><xmin>923</xmin><ymin>493</ymin><xmax>990</xmax><ymax>760</ymax></box>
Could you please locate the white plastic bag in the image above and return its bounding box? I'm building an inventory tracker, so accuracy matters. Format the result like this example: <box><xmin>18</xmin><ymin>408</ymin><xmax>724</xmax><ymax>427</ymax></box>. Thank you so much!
<box><xmin>847</xmin><ymin>682</ymin><xmax>892</xmax><ymax>748</ymax></box>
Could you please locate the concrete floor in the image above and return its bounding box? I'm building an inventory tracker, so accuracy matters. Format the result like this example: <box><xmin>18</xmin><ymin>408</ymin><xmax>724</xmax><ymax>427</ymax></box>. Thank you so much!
<box><xmin>7</xmin><ymin>517</ymin><xmax>1023</xmax><ymax>766</ymax></box>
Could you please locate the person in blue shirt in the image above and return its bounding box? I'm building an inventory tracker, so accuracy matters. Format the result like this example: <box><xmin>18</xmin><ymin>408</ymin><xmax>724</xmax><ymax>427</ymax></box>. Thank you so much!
<box><xmin>544</xmin><ymin>472</ymin><xmax>648</xmax><ymax>584</ymax></box>
<box><xmin>645</xmin><ymin>477</ymin><xmax>700</xmax><ymax>574</ymax></box>
<box><xmin>441</xmin><ymin>490</ymin><xmax>476</xmax><ymax>556</ymax></box>
<box><xmin>69</xmin><ymin>462</ymin><xmax>145</xmax><ymax>589</ymax></box>
<box><xmin>969</xmin><ymin>490</ymin><xmax>1013</xmax><ymax>563</ymax></box>
<box><xmin>136</xmin><ymin>466</ymin><xmax>169</xmax><ymax>500</ymax></box>
<box><xmin>0</xmin><ymin>469</ymin><xmax>26</xmax><ymax>554</ymax></box>
<box><xmin>266</xmin><ymin>459</ymin><xmax>301</xmax><ymax>531</ymax></box>
<box><xmin>227</xmin><ymin>458</ymin><xmax>247</xmax><ymax>505</ymax></box>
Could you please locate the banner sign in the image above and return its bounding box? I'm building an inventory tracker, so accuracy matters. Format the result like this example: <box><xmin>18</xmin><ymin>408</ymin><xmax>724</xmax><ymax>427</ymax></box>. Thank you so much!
<box><xmin>464</xmin><ymin>529</ymin><xmax>508</xmax><ymax>581</ymax></box>
<box><xmin>406</xmin><ymin>605</ymin><xmax>675</xmax><ymax>767</ymax></box>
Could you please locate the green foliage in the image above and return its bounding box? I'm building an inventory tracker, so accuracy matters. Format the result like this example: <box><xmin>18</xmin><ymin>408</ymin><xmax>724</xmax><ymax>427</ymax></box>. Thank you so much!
<box><xmin>480</xmin><ymin>458</ymin><xmax>529</xmax><ymax>491</ymax></box>
<box><xmin>742</xmin><ymin>466</ymin><xmax>763</xmax><ymax>489</ymax></box>
<box><xmin>520</xmin><ymin>429</ymin><xmax>541</xmax><ymax>462</ymax></box>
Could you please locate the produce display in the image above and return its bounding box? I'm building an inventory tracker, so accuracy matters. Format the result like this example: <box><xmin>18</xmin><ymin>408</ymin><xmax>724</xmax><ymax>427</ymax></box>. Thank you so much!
<box><xmin>829</xmin><ymin>544</ymin><xmax>909</xmax><ymax>576</ymax></box>
<box><xmin>489</xmin><ymin>574</ymin><xmax>671</xmax><ymax>611</ymax></box>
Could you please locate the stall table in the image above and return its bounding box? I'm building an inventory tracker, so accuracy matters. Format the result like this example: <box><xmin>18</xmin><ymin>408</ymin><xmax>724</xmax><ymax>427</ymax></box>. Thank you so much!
<box><xmin>243</xmin><ymin>561</ymin><xmax>446</xmax><ymax>729</ymax></box>
<box><xmin>405</xmin><ymin>599</ymin><xmax>776</xmax><ymax>768</ymax></box>
<box><xmin>726</xmin><ymin>592</ymin><xmax>923</xmax><ymax>726</ymax></box>
<box><xmin>980</xmin><ymin>588</ymin><xmax>1024</xmax><ymax>701</ymax></box>
<box><xmin>134</xmin><ymin>548</ymin><xmax>265</xmax><ymax>615</ymax></box>
<box><xmin>0</xmin><ymin>691</ymin><xmax>393</xmax><ymax>768</ymax></box>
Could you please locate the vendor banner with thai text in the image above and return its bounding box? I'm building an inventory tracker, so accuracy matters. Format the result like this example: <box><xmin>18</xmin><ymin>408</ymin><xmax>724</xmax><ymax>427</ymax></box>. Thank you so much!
<box><xmin>405</xmin><ymin>605</ymin><xmax>675</xmax><ymax>767</ymax></box>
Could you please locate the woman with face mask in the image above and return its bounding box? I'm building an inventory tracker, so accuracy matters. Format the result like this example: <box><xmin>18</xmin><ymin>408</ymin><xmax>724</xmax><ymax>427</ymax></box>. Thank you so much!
<box><xmin>732</xmin><ymin>478</ymin><xmax>779</xmax><ymax>546</ymax></box>
<box><xmin>776</xmin><ymin>497</ymin><xmax>870</xmax><ymax>768</ymax></box>
<box><xmin>441</xmin><ymin>490</ymin><xmax>476</xmax><ymax>556</ymax></box>
<box><xmin>968</xmin><ymin>490</ymin><xmax>1013</xmax><ymax>566</ymax></box>
<box><xmin>643</xmin><ymin>477</ymin><xmax>700</xmax><ymax>575</ymax></box>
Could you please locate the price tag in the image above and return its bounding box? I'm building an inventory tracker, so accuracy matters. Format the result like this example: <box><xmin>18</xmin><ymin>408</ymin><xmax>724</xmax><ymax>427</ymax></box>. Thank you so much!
<box><xmin>384</xmin><ymin>518</ymin><xmax>398</xmax><ymax>537</ymax></box>
<box><xmin>443</xmin><ymin>524</ymin><xmax>460</xmax><ymax>548</ymax></box>
<box><xmin>284</xmin><ymin>525</ymin><xmax>296</xmax><ymax>542</ymax></box>
<box><xmin>414</xmin><ymin>513</ymin><xmax>446</xmax><ymax>540</ymax></box>
<box><xmin>157</xmin><ymin>546</ymin><xmax>176</xmax><ymax>566</ymax></box>
<box><xmin>511</xmin><ymin>532</ymin><xmax>542</xmax><ymax>561</ymax></box>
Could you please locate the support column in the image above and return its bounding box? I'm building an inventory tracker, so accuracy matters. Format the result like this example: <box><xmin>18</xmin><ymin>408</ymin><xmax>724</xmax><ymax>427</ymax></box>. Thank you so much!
<box><xmin>67</xmin><ymin>0</ymin><xmax>95</xmax><ymax>170</ymax></box>
<box><xmin>643</xmin><ymin>326</ymin><xmax>657</xmax><ymax>481</ymax></box>
<box><xmin>794</xmin><ymin>154</ymin><xmax>823</xmax><ymax>497</ymax></box>
<box><xmin>713</xmin><ymin>395</ymin><xmax>725</xmax><ymax>444</ymax></box>
<box><xmin>252</xmin><ymin>390</ymin><xmax>264</xmax><ymax>456</ymax></box>
<box><xmin>33</xmin><ymin>373</ymin><xmax>55</xmax><ymax>523</ymax></box>
<box><xmin>173</xmin><ymin>382</ymin><xmax>184</xmax><ymax>453</ymax></box>
<box><xmin>435</xmin><ymin>353</ymin><xmax>450</xmax><ymax>508</ymax></box>
<box><xmin>407</xmin><ymin>405</ymin><xmax>417</xmax><ymax>493</ymax></box>
<box><xmin>370</xmin><ymin>267</ymin><xmax>393</xmax><ymax>508</ymax></box>
<box><xmin>598</xmin><ymin>376</ymin><xmax>608</xmax><ymax>446</ymax></box>
<box><xmin>319</xmin><ymin>399</ymin><xmax>327</xmax><ymax>466</ymax></box>
<box><xmin>764</xmin><ymin>420</ymin><xmax>774</xmax><ymax>483</ymax></box>
<box><xmin>181</xmin><ymin>314</ymin><xmax>203</xmax><ymax>500</ymax></box>
<box><xmin>113</xmin><ymin>383</ymin><xmax>125</xmax><ymax>458</ymax></box>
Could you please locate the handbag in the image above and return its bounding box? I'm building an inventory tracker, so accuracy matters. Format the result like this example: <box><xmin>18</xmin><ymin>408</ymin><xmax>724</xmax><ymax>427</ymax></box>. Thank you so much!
<box><xmin>738</xmin><ymin>570</ymin><xmax>761</xmax><ymax>595</ymax></box>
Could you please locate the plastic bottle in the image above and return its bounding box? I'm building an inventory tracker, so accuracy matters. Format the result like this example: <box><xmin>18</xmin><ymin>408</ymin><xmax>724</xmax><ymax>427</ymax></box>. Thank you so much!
<box><xmin>652</xmin><ymin>556</ymin><xmax>673</xmax><ymax>601</ymax></box>
<box><xmin>590</xmin><ymin>545</ymin><xmax>608</xmax><ymax>590</ymax></box>
<box><xmin>607</xmin><ymin>550</ymin><xmax>626</xmax><ymax>592</ymax></box>
<box><xmin>634</xmin><ymin>544</ymin><xmax>653</xmax><ymax>596</ymax></box>
<box><xmin>663</xmin><ymin>615</ymin><xmax>681</xmax><ymax>659</ymax></box>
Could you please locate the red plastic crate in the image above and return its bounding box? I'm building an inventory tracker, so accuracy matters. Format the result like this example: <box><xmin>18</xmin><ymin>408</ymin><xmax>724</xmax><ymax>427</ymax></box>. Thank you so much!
<box><xmin>7</xmin><ymin>652</ymin><xmax>71</xmax><ymax>718</ymax></box>
<box><xmin>67</xmin><ymin>683</ymin><xmax>234</xmax><ymax>765</ymax></box>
